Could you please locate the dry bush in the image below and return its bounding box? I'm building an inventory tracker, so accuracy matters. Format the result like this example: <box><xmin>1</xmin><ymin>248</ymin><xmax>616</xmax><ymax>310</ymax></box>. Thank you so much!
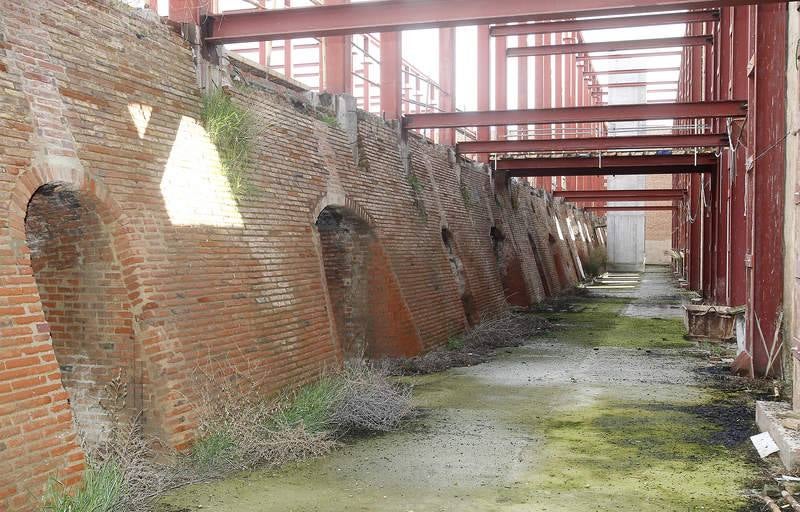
<box><xmin>330</xmin><ymin>360</ymin><xmax>415</xmax><ymax>434</ymax></box>
<box><xmin>191</xmin><ymin>360</ymin><xmax>336</xmax><ymax>474</ymax></box>
<box><xmin>388</xmin><ymin>313</ymin><xmax>550</xmax><ymax>376</ymax></box>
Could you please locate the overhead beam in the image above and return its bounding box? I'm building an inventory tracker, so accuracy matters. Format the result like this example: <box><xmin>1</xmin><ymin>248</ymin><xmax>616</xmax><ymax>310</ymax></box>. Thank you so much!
<box><xmin>457</xmin><ymin>134</ymin><xmax>729</xmax><ymax>153</ymax></box>
<box><xmin>404</xmin><ymin>101</ymin><xmax>746</xmax><ymax>129</ymax></box>
<box><xmin>554</xmin><ymin>188</ymin><xmax>686</xmax><ymax>200</ymax></box>
<box><xmin>583</xmin><ymin>67</ymin><xmax>681</xmax><ymax>75</ymax></box>
<box><xmin>501</xmin><ymin>166</ymin><xmax>713</xmax><ymax>177</ymax></box>
<box><xmin>577</xmin><ymin>51</ymin><xmax>683</xmax><ymax>60</ymax></box>
<box><xmin>584</xmin><ymin>205</ymin><xmax>678</xmax><ymax>211</ymax></box>
<box><xmin>203</xmin><ymin>0</ymin><xmax>784</xmax><ymax>44</ymax></box>
<box><xmin>588</xmin><ymin>80</ymin><xmax>678</xmax><ymax>88</ymax></box>
<box><xmin>497</xmin><ymin>154</ymin><xmax>716</xmax><ymax>170</ymax></box>
<box><xmin>508</xmin><ymin>35</ymin><xmax>711</xmax><ymax>58</ymax></box>
<box><xmin>490</xmin><ymin>10</ymin><xmax>719</xmax><ymax>37</ymax></box>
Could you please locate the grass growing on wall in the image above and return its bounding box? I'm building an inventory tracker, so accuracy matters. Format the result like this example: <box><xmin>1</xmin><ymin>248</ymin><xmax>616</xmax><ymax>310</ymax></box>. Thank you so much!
<box><xmin>201</xmin><ymin>89</ymin><xmax>254</xmax><ymax>198</ymax></box>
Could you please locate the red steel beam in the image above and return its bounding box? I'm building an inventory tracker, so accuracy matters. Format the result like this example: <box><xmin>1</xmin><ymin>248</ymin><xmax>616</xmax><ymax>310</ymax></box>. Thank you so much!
<box><xmin>458</xmin><ymin>133</ymin><xmax>728</xmax><ymax>153</ymax></box>
<box><xmin>500</xmin><ymin>166</ymin><xmax>713</xmax><ymax>177</ymax></box>
<box><xmin>577</xmin><ymin>51</ymin><xmax>683</xmax><ymax>60</ymax></box>
<box><xmin>203</xmin><ymin>0</ymin><xmax>784</xmax><ymax>44</ymax></box>
<box><xmin>584</xmin><ymin>205</ymin><xmax>678</xmax><ymax>211</ymax></box>
<box><xmin>404</xmin><ymin>100</ymin><xmax>746</xmax><ymax>129</ymax></box>
<box><xmin>588</xmin><ymin>80</ymin><xmax>678</xmax><ymax>88</ymax></box>
<box><xmin>380</xmin><ymin>32</ymin><xmax>402</xmax><ymax>120</ymax></box>
<box><xmin>497</xmin><ymin>154</ymin><xmax>715</xmax><ymax>170</ymax></box>
<box><xmin>490</xmin><ymin>10</ymin><xmax>719</xmax><ymax>37</ymax></box>
<box><xmin>508</xmin><ymin>35</ymin><xmax>711</xmax><ymax>58</ymax></box>
<box><xmin>555</xmin><ymin>189</ymin><xmax>686</xmax><ymax>200</ymax></box>
<box><xmin>322</xmin><ymin>0</ymin><xmax>351</xmax><ymax>94</ymax></box>
<box><xmin>584</xmin><ymin>67</ymin><xmax>681</xmax><ymax>75</ymax></box>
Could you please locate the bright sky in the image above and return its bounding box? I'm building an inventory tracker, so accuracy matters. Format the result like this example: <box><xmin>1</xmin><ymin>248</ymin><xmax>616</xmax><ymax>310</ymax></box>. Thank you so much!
<box><xmin>402</xmin><ymin>20</ymin><xmax>686</xmax><ymax>112</ymax></box>
<box><xmin>193</xmin><ymin>1</ymin><xmax>689</xmax><ymax>116</ymax></box>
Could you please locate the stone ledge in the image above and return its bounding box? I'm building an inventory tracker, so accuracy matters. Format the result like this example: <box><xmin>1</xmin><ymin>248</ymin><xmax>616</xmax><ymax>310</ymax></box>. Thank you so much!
<box><xmin>756</xmin><ymin>400</ymin><xmax>800</xmax><ymax>470</ymax></box>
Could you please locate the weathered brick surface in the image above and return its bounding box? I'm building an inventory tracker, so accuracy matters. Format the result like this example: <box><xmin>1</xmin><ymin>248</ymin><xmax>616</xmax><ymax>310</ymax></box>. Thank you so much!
<box><xmin>0</xmin><ymin>1</ymin><xmax>604</xmax><ymax>509</ymax></box>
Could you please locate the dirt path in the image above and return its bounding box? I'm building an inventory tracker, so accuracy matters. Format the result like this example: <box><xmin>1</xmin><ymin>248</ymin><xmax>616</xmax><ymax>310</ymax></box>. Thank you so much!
<box><xmin>159</xmin><ymin>267</ymin><xmax>763</xmax><ymax>511</ymax></box>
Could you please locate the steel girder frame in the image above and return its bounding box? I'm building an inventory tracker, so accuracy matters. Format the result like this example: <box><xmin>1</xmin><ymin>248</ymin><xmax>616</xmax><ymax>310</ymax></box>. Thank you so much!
<box><xmin>495</xmin><ymin>154</ymin><xmax>717</xmax><ymax>170</ymax></box>
<box><xmin>498</xmin><ymin>166</ymin><xmax>713</xmax><ymax>178</ymax></box>
<box><xmin>203</xmin><ymin>0</ymin><xmax>788</xmax><ymax>44</ymax></box>
<box><xmin>489</xmin><ymin>11</ymin><xmax>719</xmax><ymax>37</ymax></box>
<box><xmin>554</xmin><ymin>189</ymin><xmax>686</xmax><ymax>201</ymax></box>
<box><xmin>745</xmin><ymin>4</ymin><xmax>788</xmax><ymax>379</ymax></box>
<box><xmin>583</xmin><ymin>205</ymin><xmax>678</xmax><ymax>212</ymax></box>
<box><xmin>404</xmin><ymin>101</ymin><xmax>746</xmax><ymax>129</ymax></box>
<box><xmin>508</xmin><ymin>35</ymin><xmax>712</xmax><ymax>58</ymax></box>
<box><xmin>458</xmin><ymin>134</ymin><xmax>728</xmax><ymax>154</ymax></box>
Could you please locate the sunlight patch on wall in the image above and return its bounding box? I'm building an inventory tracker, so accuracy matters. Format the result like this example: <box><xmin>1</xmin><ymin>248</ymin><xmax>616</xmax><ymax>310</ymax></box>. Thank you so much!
<box><xmin>160</xmin><ymin>116</ymin><xmax>244</xmax><ymax>228</ymax></box>
<box><xmin>128</xmin><ymin>103</ymin><xmax>153</xmax><ymax>139</ymax></box>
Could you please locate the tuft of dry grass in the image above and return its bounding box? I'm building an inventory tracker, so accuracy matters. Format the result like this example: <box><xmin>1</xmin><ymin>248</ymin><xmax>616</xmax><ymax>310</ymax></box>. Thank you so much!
<box><xmin>388</xmin><ymin>313</ymin><xmax>550</xmax><ymax>375</ymax></box>
<box><xmin>331</xmin><ymin>360</ymin><xmax>415</xmax><ymax>434</ymax></box>
<box><xmin>43</xmin><ymin>357</ymin><xmax>416</xmax><ymax>511</ymax></box>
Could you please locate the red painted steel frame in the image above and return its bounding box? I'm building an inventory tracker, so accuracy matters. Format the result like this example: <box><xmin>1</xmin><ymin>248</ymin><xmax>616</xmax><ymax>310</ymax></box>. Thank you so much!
<box><xmin>457</xmin><ymin>133</ymin><xmax>728</xmax><ymax>153</ymax></box>
<box><xmin>323</xmin><ymin>0</ymin><xmax>351</xmax><ymax>94</ymax></box>
<box><xmin>500</xmin><ymin>166</ymin><xmax>713</xmax><ymax>177</ymax></box>
<box><xmin>405</xmin><ymin>101</ymin><xmax>746</xmax><ymax>129</ymax></box>
<box><xmin>584</xmin><ymin>205</ymin><xmax>678</xmax><ymax>211</ymax></box>
<box><xmin>438</xmin><ymin>27</ymin><xmax>456</xmax><ymax>145</ymax></box>
<box><xmin>508</xmin><ymin>36</ymin><xmax>712</xmax><ymax>58</ymax></box>
<box><xmin>555</xmin><ymin>189</ymin><xmax>686</xmax><ymax>200</ymax></box>
<box><xmin>584</xmin><ymin>67</ymin><xmax>681</xmax><ymax>75</ymax></box>
<box><xmin>380</xmin><ymin>32</ymin><xmax>402</xmax><ymax>120</ymax></box>
<box><xmin>577</xmin><ymin>51</ymin><xmax>683</xmax><ymax>60</ymax></box>
<box><xmin>490</xmin><ymin>11</ymin><xmax>719</xmax><ymax>37</ymax></box>
<box><xmin>204</xmin><ymin>0</ymin><xmax>787</xmax><ymax>44</ymax></box>
<box><xmin>497</xmin><ymin>154</ymin><xmax>716</xmax><ymax>170</ymax></box>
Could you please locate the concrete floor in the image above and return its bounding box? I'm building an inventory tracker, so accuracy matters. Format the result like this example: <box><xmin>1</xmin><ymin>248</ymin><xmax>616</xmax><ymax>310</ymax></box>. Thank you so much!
<box><xmin>159</xmin><ymin>267</ymin><xmax>760</xmax><ymax>511</ymax></box>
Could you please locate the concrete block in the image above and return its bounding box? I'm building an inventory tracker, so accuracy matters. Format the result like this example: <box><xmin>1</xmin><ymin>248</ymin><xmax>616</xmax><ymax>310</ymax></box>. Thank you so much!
<box><xmin>755</xmin><ymin>401</ymin><xmax>800</xmax><ymax>470</ymax></box>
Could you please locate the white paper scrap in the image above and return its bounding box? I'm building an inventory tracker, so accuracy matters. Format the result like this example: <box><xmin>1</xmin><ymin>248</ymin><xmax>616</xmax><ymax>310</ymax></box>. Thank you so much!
<box><xmin>751</xmin><ymin>432</ymin><xmax>780</xmax><ymax>458</ymax></box>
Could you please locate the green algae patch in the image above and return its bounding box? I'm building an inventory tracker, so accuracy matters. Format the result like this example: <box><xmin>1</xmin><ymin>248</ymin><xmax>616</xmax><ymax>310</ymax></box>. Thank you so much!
<box><xmin>541</xmin><ymin>298</ymin><xmax>692</xmax><ymax>349</ymax></box>
<box><xmin>499</xmin><ymin>394</ymin><xmax>758</xmax><ymax>512</ymax></box>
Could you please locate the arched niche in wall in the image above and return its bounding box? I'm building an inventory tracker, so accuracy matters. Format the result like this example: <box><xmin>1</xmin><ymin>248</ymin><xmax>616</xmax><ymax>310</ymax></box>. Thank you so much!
<box><xmin>314</xmin><ymin>204</ymin><xmax>422</xmax><ymax>359</ymax></box>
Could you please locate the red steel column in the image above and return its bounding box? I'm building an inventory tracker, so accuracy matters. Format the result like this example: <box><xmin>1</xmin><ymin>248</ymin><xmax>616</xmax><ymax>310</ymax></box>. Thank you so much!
<box><xmin>495</xmin><ymin>34</ymin><xmax>508</xmax><ymax>142</ymax></box>
<box><xmin>518</xmin><ymin>35</ymin><xmax>529</xmax><ymax>140</ymax></box>
<box><xmin>380</xmin><ymin>31</ymin><xmax>403</xmax><ymax>120</ymax></box>
<box><xmin>688</xmin><ymin>22</ymin><xmax>704</xmax><ymax>292</ymax></box>
<box><xmin>554</xmin><ymin>33</ymin><xmax>563</xmax><ymax>190</ymax></box>
<box><xmin>169</xmin><ymin>0</ymin><xmax>200</xmax><ymax>23</ymax></box>
<box><xmin>323</xmin><ymin>0</ymin><xmax>352</xmax><ymax>95</ymax></box>
<box><xmin>702</xmin><ymin>20</ymin><xmax>715</xmax><ymax>300</ymax></box>
<box><xmin>746</xmin><ymin>3</ymin><xmax>787</xmax><ymax>378</ymax></box>
<box><xmin>533</xmin><ymin>33</ymin><xmax>545</xmax><ymax>189</ymax></box>
<box><xmin>477</xmin><ymin>25</ymin><xmax>491</xmax><ymax>163</ymax></box>
<box><xmin>714</xmin><ymin>8</ymin><xmax>730</xmax><ymax>304</ymax></box>
<box><xmin>729</xmin><ymin>5</ymin><xmax>748</xmax><ymax>308</ymax></box>
<box><xmin>439</xmin><ymin>27</ymin><xmax>457</xmax><ymax>146</ymax></box>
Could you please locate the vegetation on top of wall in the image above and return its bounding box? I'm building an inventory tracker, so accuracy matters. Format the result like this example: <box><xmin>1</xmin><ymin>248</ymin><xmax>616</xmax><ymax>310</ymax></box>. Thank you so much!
<box><xmin>201</xmin><ymin>89</ymin><xmax>254</xmax><ymax>198</ymax></box>
<box><xmin>317</xmin><ymin>113</ymin><xmax>339</xmax><ymax>129</ymax></box>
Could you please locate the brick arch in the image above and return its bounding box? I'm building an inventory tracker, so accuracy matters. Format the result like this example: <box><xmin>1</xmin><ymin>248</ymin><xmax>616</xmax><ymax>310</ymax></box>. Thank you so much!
<box><xmin>0</xmin><ymin>167</ymin><xmax>165</xmax><ymax>510</ymax></box>
<box><xmin>490</xmin><ymin>225</ymin><xmax>532</xmax><ymax>308</ymax></box>
<box><xmin>311</xmin><ymin>193</ymin><xmax>423</xmax><ymax>359</ymax></box>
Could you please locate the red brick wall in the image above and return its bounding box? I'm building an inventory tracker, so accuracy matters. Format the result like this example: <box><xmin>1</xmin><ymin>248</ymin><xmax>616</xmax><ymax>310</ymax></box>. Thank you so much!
<box><xmin>0</xmin><ymin>1</ymin><xmax>605</xmax><ymax>509</ymax></box>
<box><xmin>26</xmin><ymin>184</ymin><xmax>138</xmax><ymax>447</ymax></box>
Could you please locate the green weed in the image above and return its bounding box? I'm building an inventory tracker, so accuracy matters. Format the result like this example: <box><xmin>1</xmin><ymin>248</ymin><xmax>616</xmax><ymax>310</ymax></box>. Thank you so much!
<box><xmin>200</xmin><ymin>89</ymin><xmax>254</xmax><ymax>198</ymax></box>
<box><xmin>41</xmin><ymin>462</ymin><xmax>124</xmax><ymax>512</ymax></box>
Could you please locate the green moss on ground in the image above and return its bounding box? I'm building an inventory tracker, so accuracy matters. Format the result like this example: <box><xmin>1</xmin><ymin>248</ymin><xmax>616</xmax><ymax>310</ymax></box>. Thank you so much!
<box><xmin>495</xmin><ymin>393</ymin><xmax>759</xmax><ymax>511</ymax></box>
<box><xmin>541</xmin><ymin>298</ymin><xmax>692</xmax><ymax>349</ymax></box>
